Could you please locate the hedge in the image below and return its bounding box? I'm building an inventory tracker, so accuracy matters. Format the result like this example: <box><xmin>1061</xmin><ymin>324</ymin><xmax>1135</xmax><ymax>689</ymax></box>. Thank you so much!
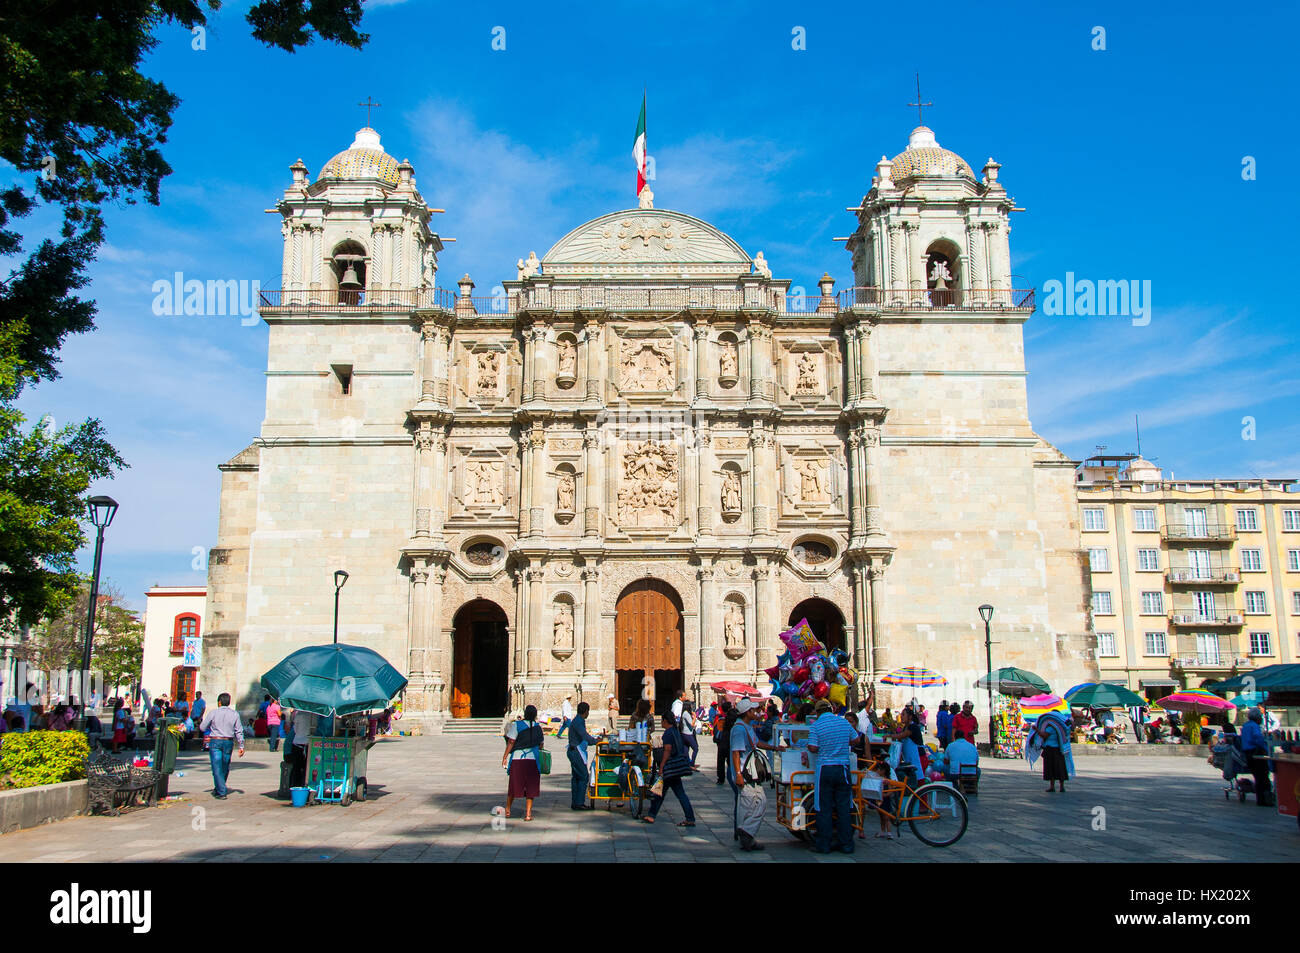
<box><xmin>0</xmin><ymin>731</ymin><xmax>91</xmax><ymax>789</ymax></box>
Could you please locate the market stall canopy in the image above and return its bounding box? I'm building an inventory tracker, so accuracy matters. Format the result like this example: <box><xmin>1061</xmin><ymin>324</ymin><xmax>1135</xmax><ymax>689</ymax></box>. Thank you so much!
<box><xmin>880</xmin><ymin>666</ymin><xmax>948</xmax><ymax>687</ymax></box>
<box><xmin>1212</xmin><ymin>664</ymin><xmax>1300</xmax><ymax>695</ymax></box>
<box><xmin>261</xmin><ymin>643</ymin><xmax>408</xmax><ymax>717</ymax></box>
<box><xmin>710</xmin><ymin>681</ymin><xmax>768</xmax><ymax>699</ymax></box>
<box><xmin>1227</xmin><ymin>691</ymin><xmax>1269</xmax><ymax>707</ymax></box>
<box><xmin>974</xmin><ymin>667</ymin><xmax>1051</xmax><ymax>697</ymax></box>
<box><xmin>1065</xmin><ymin>683</ymin><xmax>1148</xmax><ymax>709</ymax></box>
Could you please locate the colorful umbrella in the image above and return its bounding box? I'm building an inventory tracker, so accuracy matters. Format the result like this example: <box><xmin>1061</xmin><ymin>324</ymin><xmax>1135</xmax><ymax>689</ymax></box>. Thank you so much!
<box><xmin>1155</xmin><ymin>689</ymin><xmax>1235</xmax><ymax>715</ymax></box>
<box><xmin>975</xmin><ymin>667</ymin><xmax>1051</xmax><ymax>697</ymax></box>
<box><xmin>1018</xmin><ymin>693</ymin><xmax>1068</xmax><ymax>721</ymax></box>
<box><xmin>261</xmin><ymin>643</ymin><xmax>408</xmax><ymax>717</ymax></box>
<box><xmin>709</xmin><ymin>681</ymin><xmax>767</xmax><ymax>699</ymax></box>
<box><xmin>880</xmin><ymin>666</ymin><xmax>949</xmax><ymax>688</ymax></box>
<box><xmin>1065</xmin><ymin>683</ymin><xmax>1148</xmax><ymax>709</ymax></box>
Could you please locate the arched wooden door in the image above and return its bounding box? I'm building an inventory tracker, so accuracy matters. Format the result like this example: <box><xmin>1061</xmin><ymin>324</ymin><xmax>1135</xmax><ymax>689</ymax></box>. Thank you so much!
<box><xmin>615</xmin><ymin>580</ymin><xmax>683</xmax><ymax>715</ymax></box>
<box><xmin>451</xmin><ymin>600</ymin><xmax>509</xmax><ymax>719</ymax></box>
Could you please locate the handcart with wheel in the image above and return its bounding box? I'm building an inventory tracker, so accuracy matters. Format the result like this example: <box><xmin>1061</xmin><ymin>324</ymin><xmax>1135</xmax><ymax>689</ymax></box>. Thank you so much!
<box><xmin>591</xmin><ymin>738</ymin><xmax>655</xmax><ymax>817</ymax></box>
<box><xmin>305</xmin><ymin>731</ymin><xmax>371</xmax><ymax>806</ymax></box>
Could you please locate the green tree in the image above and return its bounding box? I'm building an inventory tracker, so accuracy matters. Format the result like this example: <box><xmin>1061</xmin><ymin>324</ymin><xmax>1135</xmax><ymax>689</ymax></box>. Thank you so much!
<box><xmin>0</xmin><ymin>325</ymin><xmax>127</xmax><ymax>628</ymax></box>
<box><xmin>23</xmin><ymin>580</ymin><xmax>143</xmax><ymax>695</ymax></box>
<box><xmin>0</xmin><ymin>0</ymin><xmax>368</xmax><ymax>386</ymax></box>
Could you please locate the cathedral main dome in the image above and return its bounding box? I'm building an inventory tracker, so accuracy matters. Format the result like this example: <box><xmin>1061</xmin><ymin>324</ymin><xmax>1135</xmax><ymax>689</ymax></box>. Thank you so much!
<box><xmin>888</xmin><ymin>125</ymin><xmax>974</xmax><ymax>182</ymax></box>
<box><xmin>317</xmin><ymin>127</ymin><xmax>401</xmax><ymax>188</ymax></box>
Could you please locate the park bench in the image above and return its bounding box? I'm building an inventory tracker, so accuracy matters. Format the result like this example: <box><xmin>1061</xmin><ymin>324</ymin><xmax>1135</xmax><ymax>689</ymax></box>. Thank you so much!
<box><xmin>86</xmin><ymin>754</ymin><xmax>160</xmax><ymax>817</ymax></box>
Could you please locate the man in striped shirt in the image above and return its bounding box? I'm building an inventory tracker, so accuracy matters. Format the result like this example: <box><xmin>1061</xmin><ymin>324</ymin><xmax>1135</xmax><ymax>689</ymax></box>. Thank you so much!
<box><xmin>805</xmin><ymin>699</ymin><xmax>860</xmax><ymax>854</ymax></box>
<box><xmin>199</xmin><ymin>692</ymin><xmax>245</xmax><ymax>799</ymax></box>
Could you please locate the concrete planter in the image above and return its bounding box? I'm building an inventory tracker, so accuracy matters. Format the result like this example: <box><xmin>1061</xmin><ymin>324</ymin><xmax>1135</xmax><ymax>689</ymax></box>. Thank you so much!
<box><xmin>0</xmin><ymin>779</ymin><xmax>89</xmax><ymax>834</ymax></box>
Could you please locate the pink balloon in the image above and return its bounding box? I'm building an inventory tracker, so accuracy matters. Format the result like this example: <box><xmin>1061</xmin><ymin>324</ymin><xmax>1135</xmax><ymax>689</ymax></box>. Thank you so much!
<box><xmin>813</xmin><ymin>681</ymin><xmax>831</xmax><ymax>699</ymax></box>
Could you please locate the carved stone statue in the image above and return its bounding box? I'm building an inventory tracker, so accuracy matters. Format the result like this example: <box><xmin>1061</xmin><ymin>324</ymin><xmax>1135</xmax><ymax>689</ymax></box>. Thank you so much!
<box><xmin>721</xmin><ymin>469</ymin><xmax>742</xmax><ymax>512</ymax></box>
<box><xmin>553</xmin><ymin>603</ymin><xmax>574</xmax><ymax>650</ymax></box>
<box><xmin>466</xmin><ymin>461</ymin><xmax>502</xmax><ymax>506</ymax></box>
<box><xmin>795</xmin><ymin>352</ymin><xmax>819</xmax><ymax>393</ymax></box>
<box><xmin>617</xmin><ymin>440</ymin><xmax>679</xmax><ymax>526</ymax></box>
<box><xmin>718</xmin><ymin>340</ymin><xmax>738</xmax><ymax>379</ymax></box>
<box><xmin>795</xmin><ymin>458</ymin><xmax>828</xmax><ymax>502</ymax></box>
<box><xmin>557</xmin><ymin>338</ymin><xmax>577</xmax><ymax>376</ymax></box>
<box><xmin>753</xmin><ymin>251</ymin><xmax>772</xmax><ymax>278</ymax></box>
<box><xmin>724</xmin><ymin>602</ymin><xmax>745</xmax><ymax>650</ymax></box>
<box><xmin>638</xmin><ymin>185</ymin><xmax>654</xmax><ymax>209</ymax></box>
<box><xmin>557</xmin><ymin>472</ymin><xmax>575</xmax><ymax>512</ymax></box>
<box><xmin>516</xmin><ymin>251</ymin><xmax>541</xmax><ymax>280</ymax></box>
<box><xmin>620</xmin><ymin>339</ymin><xmax>674</xmax><ymax>391</ymax></box>
<box><xmin>475</xmin><ymin>351</ymin><xmax>500</xmax><ymax>396</ymax></box>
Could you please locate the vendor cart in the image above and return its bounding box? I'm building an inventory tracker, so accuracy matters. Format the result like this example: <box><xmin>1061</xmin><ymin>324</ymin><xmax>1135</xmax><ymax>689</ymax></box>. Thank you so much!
<box><xmin>1270</xmin><ymin>752</ymin><xmax>1300</xmax><ymax>829</ymax></box>
<box><xmin>591</xmin><ymin>738</ymin><xmax>654</xmax><ymax>817</ymax></box>
<box><xmin>304</xmin><ymin>713</ymin><xmax>374</xmax><ymax>806</ymax></box>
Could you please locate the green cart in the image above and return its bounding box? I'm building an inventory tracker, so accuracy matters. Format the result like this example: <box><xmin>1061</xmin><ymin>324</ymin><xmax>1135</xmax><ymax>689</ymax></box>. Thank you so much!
<box><xmin>591</xmin><ymin>740</ymin><xmax>653</xmax><ymax>817</ymax></box>
<box><xmin>305</xmin><ymin>735</ymin><xmax>371</xmax><ymax>806</ymax></box>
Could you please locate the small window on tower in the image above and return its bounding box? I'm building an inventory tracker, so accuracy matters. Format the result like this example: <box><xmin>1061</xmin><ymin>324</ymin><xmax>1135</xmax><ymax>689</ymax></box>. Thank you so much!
<box><xmin>332</xmin><ymin>363</ymin><xmax>353</xmax><ymax>396</ymax></box>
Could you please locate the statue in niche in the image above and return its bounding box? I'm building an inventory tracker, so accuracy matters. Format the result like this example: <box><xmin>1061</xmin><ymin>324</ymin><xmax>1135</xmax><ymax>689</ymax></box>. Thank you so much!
<box><xmin>466</xmin><ymin>461</ymin><xmax>502</xmax><ymax>506</ymax></box>
<box><xmin>724</xmin><ymin>602</ymin><xmax>745</xmax><ymax>650</ymax></box>
<box><xmin>718</xmin><ymin>340</ymin><xmax>738</xmax><ymax>379</ymax></box>
<box><xmin>795</xmin><ymin>458</ymin><xmax>828</xmax><ymax>502</ymax></box>
<box><xmin>795</xmin><ymin>352</ymin><xmax>819</xmax><ymax>393</ymax></box>
<box><xmin>475</xmin><ymin>351</ymin><xmax>500</xmax><ymax>395</ymax></box>
<box><xmin>553</xmin><ymin>603</ymin><xmax>574</xmax><ymax>651</ymax></box>
<box><xmin>557</xmin><ymin>338</ymin><xmax>577</xmax><ymax>376</ymax></box>
<box><xmin>721</xmin><ymin>469</ymin><xmax>742</xmax><ymax>512</ymax></box>
<box><xmin>557</xmin><ymin>472</ymin><xmax>576</xmax><ymax>512</ymax></box>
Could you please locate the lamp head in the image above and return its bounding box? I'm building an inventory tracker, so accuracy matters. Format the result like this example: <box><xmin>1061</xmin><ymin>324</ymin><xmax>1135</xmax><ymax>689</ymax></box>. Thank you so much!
<box><xmin>334</xmin><ymin>569</ymin><xmax>350</xmax><ymax>590</ymax></box>
<box><xmin>86</xmin><ymin>495</ymin><xmax>119</xmax><ymax>530</ymax></box>
<box><xmin>978</xmin><ymin>604</ymin><xmax>994</xmax><ymax>623</ymax></box>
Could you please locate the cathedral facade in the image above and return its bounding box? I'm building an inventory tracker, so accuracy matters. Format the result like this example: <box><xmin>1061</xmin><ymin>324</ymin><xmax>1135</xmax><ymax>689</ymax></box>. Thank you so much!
<box><xmin>201</xmin><ymin>123</ymin><xmax>1097</xmax><ymax>728</ymax></box>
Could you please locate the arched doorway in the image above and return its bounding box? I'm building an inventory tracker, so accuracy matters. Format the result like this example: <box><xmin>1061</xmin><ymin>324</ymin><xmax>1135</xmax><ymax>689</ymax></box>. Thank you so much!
<box><xmin>789</xmin><ymin>598</ymin><xmax>845</xmax><ymax>654</ymax></box>
<box><xmin>450</xmin><ymin>599</ymin><xmax>509</xmax><ymax>719</ymax></box>
<box><xmin>614</xmin><ymin>579</ymin><xmax>683</xmax><ymax>716</ymax></box>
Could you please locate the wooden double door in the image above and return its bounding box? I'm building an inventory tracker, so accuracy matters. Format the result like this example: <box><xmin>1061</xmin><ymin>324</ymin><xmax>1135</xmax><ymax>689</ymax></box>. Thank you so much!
<box><xmin>450</xmin><ymin>600</ymin><xmax>509</xmax><ymax>719</ymax></box>
<box><xmin>614</xmin><ymin>579</ymin><xmax>683</xmax><ymax>716</ymax></box>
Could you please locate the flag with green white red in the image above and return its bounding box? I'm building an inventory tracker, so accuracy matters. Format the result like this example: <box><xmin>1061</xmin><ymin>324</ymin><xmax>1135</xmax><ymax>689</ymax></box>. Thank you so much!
<box><xmin>633</xmin><ymin>95</ymin><xmax>647</xmax><ymax>197</ymax></box>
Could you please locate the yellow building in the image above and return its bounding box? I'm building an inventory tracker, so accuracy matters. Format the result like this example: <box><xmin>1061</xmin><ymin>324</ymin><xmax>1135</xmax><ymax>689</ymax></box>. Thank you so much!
<box><xmin>1076</xmin><ymin>454</ymin><xmax>1300</xmax><ymax>699</ymax></box>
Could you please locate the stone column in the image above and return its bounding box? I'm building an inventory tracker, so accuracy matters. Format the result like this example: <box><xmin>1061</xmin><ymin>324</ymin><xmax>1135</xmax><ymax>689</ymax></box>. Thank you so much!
<box><xmin>844</xmin><ymin>325</ymin><xmax>859</xmax><ymax>402</ymax></box>
<box><xmin>407</xmin><ymin>557</ymin><xmax>430</xmax><ymax>704</ymax></box>
<box><xmin>753</xmin><ymin>563</ymin><xmax>776</xmax><ymax>680</ymax></box>
<box><xmin>585</xmin><ymin>323</ymin><xmax>602</xmax><ymax>400</ymax></box>
<box><xmin>583</xmin><ymin>427</ymin><xmax>601</xmax><ymax>537</ymax></box>
<box><xmin>430</xmin><ymin>433</ymin><xmax>448</xmax><ymax>535</ymax></box>
<box><xmin>413</xmin><ymin>424</ymin><xmax>433</xmax><ymax>537</ymax></box>
<box><xmin>868</xmin><ymin>564</ymin><xmax>886</xmax><ymax>681</ymax></box>
<box><xmin>391</xmin><ymin>227</ymin><xmax>404</xmax><ymax>289</ymax></box>
<box><xmin>903</xmin><ymin>222</ymin><xmax>918</xmax><ymax>292</ymax></box>
<box><xmin>696</xmin><ymin>422</ymin><xmax>714</xmax><ymax>531</ymax></box>
<box><xmin>847</xmin><ymin>431</ymin><xmax>866</xmax><ymax>534</ymax></box>
<box><xmin>522</xmin><ymin>323</ymin><xmax>536</xmax><ymax>401</ymax></box>
<box><xmin>290</xmin><ymin>225</ymin><xmax>304</xmax><ymax>292</ymax></box>
<box><xmin>531</xmin><ymin>326</ymin><xmax>547</xmax><ymax>400</ymax></box>
<box><xmin>513</xmin><ymin>566</ymin><xmax>528</xmax><ymax>677</ymax></box>
<box><xmin>420</xmin><ymin>325</ymin><xmax>438</xmax><ymax>400</ymax></box>
<box><xmin>582</xmin><ymin>567</ymin><xmax>600</xmax><ymax>674</ymax></box>
<box><xmin>310</xmin><ymin>226</ymin><xmax>323</xmax><ymax>290</ymax></box>
<box><xmin>858</xmin><ymin>323</ymin><xmax>877</xmax><ymax>399</ymax></box>
<box><xmin>751</xmin><ymin>426</ymin><xmax>776</xmax><ymax>535</ymax></box>
<box><xmin>519</xmin><ymin>434</ymin><xmax>534</xmax><ymax>538</ymax></box>
<box><xmin>280</xmin><ymin>221</ymin><xmax>293</xmax><ymax>289</ymax></box>
<box><xmin>693</xmin><ymin>322</ymin><xmax>710</xmax><ymax>399</ymax></box>
<box><xmin>527</xmin><ymin>567</ymin><xmax>545</xmax><ymax>675</ymax></box>
<box><xmin>888</xmin><ymin>222</ymin><xmax>903</xmax><ymax>294</ymax></box>
<box><xmin>698</xmin><ymin>566</ymin><xmax>715</xmax><ymax>676</ymax></box>
<box><xmin>851</xmin><ymin>564</ymin><xmax>868</xmax><ymax>673</ymax></box>
<box><xmin>747</xmin><ymin>320</ymin><xmax>765</xmax><ymax>400</ymax></box>
<box><xmin>427</xmin><ymin>565</ymin><xmax>445</xmax><ymax>680</ymax></box>
<box><xmin>436</xmin><ymin>328</ymin><xmax>451</xmax><ymax>403</ymax></box>
<box><xmin>528</xmin><ymin>423</ymin><xmax>546</xmax><ymax>539</ymax></box>
<box><xmin>965</xmin><ymin>222</ymin><xmax>982</xmax><ymax>293</ymax></box>
<box><xmin>863</xmin><ymin>426</ymin><xmax>885</xmax><ymax>538</ymax></box>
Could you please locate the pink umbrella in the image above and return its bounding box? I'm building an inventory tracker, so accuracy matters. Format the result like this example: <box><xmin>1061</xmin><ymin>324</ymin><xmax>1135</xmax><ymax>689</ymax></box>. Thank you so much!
<box><xmin>1155</xmin><ymin>690</ymin><xmax>1235</xmax><ymax>715</ymax></box>
<box><xmin>710</xmin><ymin>681</ymin><xmax>768</xmax><ymax>700</ymax></box>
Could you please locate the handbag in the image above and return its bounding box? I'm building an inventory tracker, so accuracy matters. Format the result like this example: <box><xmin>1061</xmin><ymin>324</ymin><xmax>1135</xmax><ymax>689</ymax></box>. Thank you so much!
<box><xmin>536</xmin><ymin>747</ymin><xmax>552</xmax><ymax>774</ymax></box>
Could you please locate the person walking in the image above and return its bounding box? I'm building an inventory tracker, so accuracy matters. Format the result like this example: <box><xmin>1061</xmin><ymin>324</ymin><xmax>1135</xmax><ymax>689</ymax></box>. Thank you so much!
<box><xmin>266</xmin><ymin>696</ymin><xmax>282</xmax><ymax>752</ymax></box>
<box><xmin>953</xmin><ymin>701</ymin><xmax>979</xmax><ymax>747</ymax></box>
<box><xmin>567</xmin><ymin>701</ymin><xmax>599</xmax><ymax>810</ymax></box>
<box><xmin>1031</xmin><ymin>709</ymin><xmax>1074</xmax><ymax>793</ymax></box>
<box><xmin>110</xmin><ymin>698</ymin><xmax>128</xmax><ymax>753</ymax></box>
<box><xmin>730</xmin><ymin>698</ymin><xmax>777</xmax><ymax>852</ymax></box>
<box><xmin>199</xmin><ymin>692</ymin><xmax>245</xmax><ymax>799</ymax></box>
<box><xmin>1240</xmin><ymin>708</ymin><xmax>1274</xmax><ymax>806</ymax></box>
<box><xmin>676</xmin><ymin>695</ymin><xmax>699</xmax><ymax>767</ymax></box>
<box><xmin>286</xmin><ymin>708</ymin><xmax>310</xmax><ymax>788</ymax></box>
<box><xmin>503</xmin><ymin>704</ymin><xmax>545</xmax><ymax>821</ymax></box>
<box><xmin>935</xmin><ymin>699</ymin><xmax>953</xmax><ymax>748</ymax></box>
<box><xmin>643</xmin><ymin>710</ymin><xmax>696</xmax><ymax>826</ymax></box>
<box><xmin>713</xmin><ymin>701</ymin><xmax>734</xmax><ymax>785</ymax></box>
<box><xmin>557</xmin><ymin>693</ymin><xmax>574</xmax><ymax>738</ymax></box>
<box><xmin>806</xmin><ymin>698</ymin><xmax>859</xmax><ymax>854</ymax></box>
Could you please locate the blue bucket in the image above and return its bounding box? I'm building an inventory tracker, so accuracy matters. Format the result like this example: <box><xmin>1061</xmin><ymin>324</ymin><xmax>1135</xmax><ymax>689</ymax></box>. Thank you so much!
<box><xmin>290</xmin><ymin>786</ymin><xmax>310</xmax><ymax>807</ymax></box>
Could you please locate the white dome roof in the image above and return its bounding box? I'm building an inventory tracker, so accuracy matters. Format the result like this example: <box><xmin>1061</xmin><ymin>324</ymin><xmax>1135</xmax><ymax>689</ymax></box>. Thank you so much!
<box><xmin>317</xmin><ymin>127</ymin><xmax>401</xmax><ymax>188</ymax></box>
<box><xmin>888</xmin><ymin>126</ymin><xmax>974</xmax><ymax>182</ymax></box>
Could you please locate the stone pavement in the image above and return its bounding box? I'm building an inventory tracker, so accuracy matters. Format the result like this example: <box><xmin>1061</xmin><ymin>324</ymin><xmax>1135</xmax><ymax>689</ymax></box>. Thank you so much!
<box><xmin>1</xmin><ymin>735</ymin><xmax>1296</xmax><ymax>863</ymax></box>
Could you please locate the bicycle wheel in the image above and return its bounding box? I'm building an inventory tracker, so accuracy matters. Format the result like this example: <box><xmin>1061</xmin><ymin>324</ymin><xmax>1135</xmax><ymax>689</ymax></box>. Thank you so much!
<box><xmin>788</xmin><ymin>790</ymin><xmax>815</xmax><ymax>842</ymax></box>
<box><xmin>902</xmin><ymin>783</ymin><xmax>968</xmax><ymax>847</ymax></box>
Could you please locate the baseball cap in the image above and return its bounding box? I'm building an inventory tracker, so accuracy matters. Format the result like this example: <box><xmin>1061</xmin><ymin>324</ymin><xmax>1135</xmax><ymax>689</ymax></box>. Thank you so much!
<box><xmin>736</xmin><ymin>698</ymin><xmax>758</xmax><ymax>714</ymax></box>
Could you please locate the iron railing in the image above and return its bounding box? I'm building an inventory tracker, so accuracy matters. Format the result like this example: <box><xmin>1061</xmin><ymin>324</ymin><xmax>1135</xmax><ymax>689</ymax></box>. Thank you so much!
<box><xmin>1166</xmin><ymin>567</ymin><xmax>1241</xmax><ymax>585</ymax></box>
<box><xmin>1161</xmin><ymin>524</ymin><xmax>1237</xmax><ymax>542</ymax></box>
<box><xmin>257</xmin><ymin>288</ymin><xmax>458</xmax><ymax>310</ymax></box>
<box><xmin>837</xmin><ymin>286</ymin><xmax>1036</xmax><ymax>310</ymax></box>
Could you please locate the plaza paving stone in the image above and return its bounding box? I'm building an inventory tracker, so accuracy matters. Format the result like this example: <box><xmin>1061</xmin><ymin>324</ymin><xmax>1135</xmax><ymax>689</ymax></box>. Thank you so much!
<box><xmin>1</xmin><ymin>734</ymin><xmax>1297</xmax><ymax>862</ymax></box>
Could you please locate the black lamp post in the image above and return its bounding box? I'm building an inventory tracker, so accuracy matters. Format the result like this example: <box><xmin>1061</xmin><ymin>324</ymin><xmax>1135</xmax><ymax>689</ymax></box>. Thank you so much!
<box><xmin>333</xmin><ymin>570</ymin><xmax>349</xmax><ymax>644</ymax></box>
<box><xmin>80</xmin><ymin>496</ymin><xmax>119</xmax><ymax>715</ymax></box>
<box><xmin>978</xmin><ymin>604</ymin><xmax>994</xmax><ymax>752</ymax></box>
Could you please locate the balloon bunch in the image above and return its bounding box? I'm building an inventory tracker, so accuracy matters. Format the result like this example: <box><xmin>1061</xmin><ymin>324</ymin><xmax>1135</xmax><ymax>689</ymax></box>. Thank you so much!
<box><xmin>763</xmin><ymin>618</ymin><xmax>858</xmax><ymax>710</ymax></box>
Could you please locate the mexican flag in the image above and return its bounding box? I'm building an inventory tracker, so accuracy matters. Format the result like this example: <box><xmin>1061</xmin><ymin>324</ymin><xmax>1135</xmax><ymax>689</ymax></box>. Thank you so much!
<box><xmin>632</xmin><ymin>94</ymin><xmax>647</xmax><ymax>197</ymax></box>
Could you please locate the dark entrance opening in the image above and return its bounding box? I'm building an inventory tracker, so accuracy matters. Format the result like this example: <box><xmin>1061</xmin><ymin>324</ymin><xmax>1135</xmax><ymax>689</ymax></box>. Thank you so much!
<box><xmin>451</xmin><ymin>599</ymin><xmax>508</xmax><ymax>719</ymax></box>
<box><xmin>789</xmin><ymin>598</ymin><xmax>846</xmax><ymax>653</ymax></box>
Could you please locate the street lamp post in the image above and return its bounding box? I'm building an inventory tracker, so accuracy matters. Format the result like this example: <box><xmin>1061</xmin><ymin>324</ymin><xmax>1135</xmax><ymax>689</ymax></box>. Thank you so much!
<box><xmin>978</xmin><ymin>604</ymin><xmax>994</xmax><ymax>753</ymax></box>
<box><xmin>333</xmin><ymin>570</ymin><xmax>349</xmax><ymax>644</ymax></box>
<box><xmin>80</xmin><ymin>496</ymin><xmax>119</xmax><ymax>717</ymax></box>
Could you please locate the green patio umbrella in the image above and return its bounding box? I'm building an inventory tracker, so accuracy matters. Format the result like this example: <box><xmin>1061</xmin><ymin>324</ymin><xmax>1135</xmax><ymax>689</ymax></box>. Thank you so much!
<box><xmin>1212</xmin><ymin>664</ymin><xmax>1300</xmax><ymax>695</ymax></box>
<box><xmin>261</xmin><ymin>643</ymin><xmax>408</xmax><ymax>717</ymax></box>
<box><xmin>974</xmin><ymin>666</ymin><xmax>1051</xmax><ymax>697</ymax></box>
<box><xmin>1065</xmin><ymin>683</ymin><xmax>1147</xmax><ymax>709</ymax></box>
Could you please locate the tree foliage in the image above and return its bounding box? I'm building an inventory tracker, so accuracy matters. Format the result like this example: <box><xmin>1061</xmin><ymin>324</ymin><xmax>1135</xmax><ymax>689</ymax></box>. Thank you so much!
<box><xmin>26</xmin><ymin>581</ymin><xmax>144</xmax><ymax>693</ymax></box>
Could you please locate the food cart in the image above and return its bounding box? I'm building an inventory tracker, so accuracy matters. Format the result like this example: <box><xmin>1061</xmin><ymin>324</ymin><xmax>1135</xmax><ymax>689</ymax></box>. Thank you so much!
<box><xmin>304</xmin><ymin>713</ymin><xmax>373</xmax><ymax>806</ymax></box>
<box><xmin>591</xmin><ymin>733</ymin><xmax>653</xmax><ymax>817</ymax></box>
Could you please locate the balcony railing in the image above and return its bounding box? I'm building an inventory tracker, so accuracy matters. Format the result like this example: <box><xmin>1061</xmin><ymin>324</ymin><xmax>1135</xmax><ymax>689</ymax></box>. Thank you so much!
<box><xmin>258</xmin><ymin>288</ymin><xmax>458</xmax><ymax>310</ymax></box>
<box><xmin>837</xmin><ymin>286</ymin><xmax>1036</xmax><ymax>311</ymax></box>
<box><xmin>1166</xmin><ymin>567</ymin><xmax>1241</xmax><ymax>585</ymax></box>
<box><xmin>1169</xmin><ymin>612</ymin><xmax>1244</xmax><ymax>628</ymax></box>
<box><xmin>1160</xmin><ymin>523</ymin><xmax>1237</xmax><ymax>542</ymax></box>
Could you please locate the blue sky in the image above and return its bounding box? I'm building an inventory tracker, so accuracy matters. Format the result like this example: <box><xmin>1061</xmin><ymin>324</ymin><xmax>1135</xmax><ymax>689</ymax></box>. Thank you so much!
<box><xmin>10</xmin><ymin>0</ymin><xmax>1299</xmax><ymax>610</ymax></box>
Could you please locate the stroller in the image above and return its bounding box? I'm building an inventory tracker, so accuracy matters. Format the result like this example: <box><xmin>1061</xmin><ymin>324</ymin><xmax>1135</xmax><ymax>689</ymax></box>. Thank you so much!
<box><xmin>1211</xmin><ymin>735</ymin><xmax>1255</xmax><ymax>802</ymax></box>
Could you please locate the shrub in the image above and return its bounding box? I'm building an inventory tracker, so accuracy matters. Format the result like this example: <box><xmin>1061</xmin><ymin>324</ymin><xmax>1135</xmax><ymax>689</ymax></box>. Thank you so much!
<box><xmin>0</xmin><ymin>731</ymin><xmax>91</xmax><ymax>789</ymax></box>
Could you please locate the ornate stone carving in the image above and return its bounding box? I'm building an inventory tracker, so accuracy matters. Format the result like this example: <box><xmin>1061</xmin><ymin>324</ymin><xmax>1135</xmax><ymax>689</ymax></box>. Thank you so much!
<box><xmin>714</xmin><ymin>436</ymin><xmax>747</xmax><ymax>451</ymax></box>
<box><xmin>723</xmin><ymin>601</ymin><xmax>746</xmax><ymax>658</ymax></box>
<box><xmin>552</xmin><ymin>602</ymin><xmax>574</xmax><ymax>658</ymax></box>
<box><xmin>752</xmin><ymin>251</ymin><xmax>771</xmax><ymax>278</ymax></box>
<box><xmin>516</xmin><ymin>251</ymin><xmax>541</xmax><ymax>279</ymax></box>
<box><xmin>465</xmin><ymin>461</ymin><xmax>503</xmax><ymax>506</ymax></box>
<box><xmin>556</xmin><ymin>337</ymin><xmax>577</xmax><ymax>376</ymax></box>
<box><xmin>721</xmin><ymin>469</ymin><xmax>742</xmax><ymax>514</ymax></box>
<box><xmin>465</xmin><ymin>541</ymin><xmax>502</xmax><ymax>566</ymax></box>
<box><xmin>795</xmin><ymin>351</ymin><xmax>819</xmax><ymax>394</ymax></box>
<box><xmin>619</xmin><ymin>338</ymin><xmax>675</xmax><ymax>391</ymax></box>
<box><xmin>795</xmin><ymin>458</ymin><xmax>829</xmax><ymax>503</ymax></box>
<box><xmin>795</xmin><ymin>540</ymin><xmax>834</xmax><ymax>565</ymax></box>
<box><xmin>617</xmin><ymin>440</ymin><xmax>679</xmax><ymax>527</ymax></box>
<box><xmin>475</xmin><ymin>351</ymin><xmax>500</xmax><ymax>397</ymax></box>
<box><xmin>718</xmin><ymin>339</ymin><xmax>739</xmax><ymax>382</ymax></box>
<box><xmin>557</xmin><ymin>472</ymin><xmax>576</xmax><ymax>512</ymax></box>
